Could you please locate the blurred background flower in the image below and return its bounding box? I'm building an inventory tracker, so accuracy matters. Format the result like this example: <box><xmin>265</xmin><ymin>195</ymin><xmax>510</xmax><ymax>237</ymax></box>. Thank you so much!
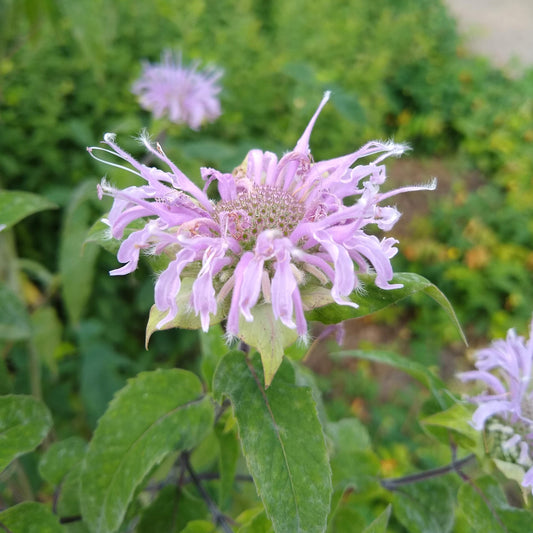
<box><xmin>132</xmin><ymin>50</ymin><xmax>223</xmax><ymax>129</ymax></box>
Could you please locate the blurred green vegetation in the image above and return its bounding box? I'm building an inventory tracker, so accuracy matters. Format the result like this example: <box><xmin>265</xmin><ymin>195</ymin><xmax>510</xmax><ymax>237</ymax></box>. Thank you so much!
<box><xmin>1</xmin><ymin>0</ymin><xmax>533</xmax><ymax>526</ymax></box>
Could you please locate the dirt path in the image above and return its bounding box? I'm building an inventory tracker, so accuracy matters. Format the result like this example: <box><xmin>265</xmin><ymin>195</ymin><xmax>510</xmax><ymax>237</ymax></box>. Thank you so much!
<box><xmin>445</xmin><ymin>0</ymin><xmax>533</xmax><ymax>72</ymax></box>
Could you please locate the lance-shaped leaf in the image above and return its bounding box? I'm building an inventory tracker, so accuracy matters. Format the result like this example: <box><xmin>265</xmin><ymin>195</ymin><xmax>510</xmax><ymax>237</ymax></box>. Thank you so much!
<box><xmin>0</xmin><ymin>395</ymin><xmax>52</xmax><ymax>472</ymax></box>
<box><xmin>80</xmin><ymin>369</ymin><xmax>214</xmax><ymax>533</ymax></box>
<box><xmin>214</xmin><ymin>352</ymin><xmax>331</xmax><ymax>533</ymax></box>
<box><xmin>0</xmin><ymin>190</ymin><xmax>57</xmax><ymax>231</ymax></box>
<box><xmin>59</xmin><ymin>180</ymin><xmax>100</xmax><ymax>324</ymax></box>
<box><xmin>303</xmin><ymin>273</ymin><xmax>466</xmax><ymax>344</ymax></box>
<box><xmin>0</xmin><ymin>502</ymin><xmax>62</xmax><ymax>533</ymax></box>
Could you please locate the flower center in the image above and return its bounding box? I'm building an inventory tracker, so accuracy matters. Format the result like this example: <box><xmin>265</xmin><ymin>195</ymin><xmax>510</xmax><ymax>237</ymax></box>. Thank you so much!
<box><xmin>215</xmin><ymin>185</ymin><xmax>305</xmax><ymax>249</ymax></box>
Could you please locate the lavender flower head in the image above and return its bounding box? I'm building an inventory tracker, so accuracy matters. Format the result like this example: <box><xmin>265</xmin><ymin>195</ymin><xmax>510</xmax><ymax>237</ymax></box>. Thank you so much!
<box><xmin>131</xmin><ymin>51</ymin><xmax>222</xmax><ymax>129</ymax></box>
<box><xmin>458</xmin><ymin>318</ymin><xmax>533</xmax><ymax>493</ymax></box>
<box><xmin>89</xmin><ymin>92</ymin><xmax>434</xmax><ymax>344</ymax></box>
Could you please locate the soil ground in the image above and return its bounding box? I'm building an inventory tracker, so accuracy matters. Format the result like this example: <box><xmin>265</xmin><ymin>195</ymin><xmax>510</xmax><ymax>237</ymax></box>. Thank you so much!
<box><xmin>445</xmin><ymin>0</ymin><xmax>533</xmax><ymax>73</ymax></box>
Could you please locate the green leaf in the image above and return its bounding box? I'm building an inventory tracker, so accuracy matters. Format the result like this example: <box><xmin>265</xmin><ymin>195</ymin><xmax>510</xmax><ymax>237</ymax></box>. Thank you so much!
<box><xmin>80</xmin><ymin>369</ymin><xmax>214</xmax><ymax>533</ymax></box>
<box><xmin>199</xmin><ymin>324</ymin><xmax>228</xmax><ymax>391</ymax></box>
<box><xmin>334</xmin><ymin>349</ymin><xmax>452</xmax><ymax>409</ymax></box>
<box><xmin>0</xmin><ymin>502</ymin><xmax>62</xmax><ymax>533</ymax></box>
<box><xmin>59</xmin><ymin>181</ymin><xmax>100</xmax><ymax>324</ymax></box>
<box><xmin>0</xmin><ymin>395</ymin><xmax>52</xmax><ymax>472</ymax></box>
<box><xmin>0</xmin><ymin>190</ymin><xmax>56</xmax><ymax>231</ymax></box>
<box><xmin>421</xmin><ymin>403</ymin><xmax>483</xmax><ymax>452</ymax></box>
<box><xmin>56</xmin><ymin>465</ymin><xmax>90</xmax><ymax>533</ymax></box>
<box><xmin>394</xmin><ymin>478</ymin><xmax>455</xmax><ymax>533</ymax></box>
<box><xmin>30</xmin><ymin>306</ymin><xmax>63</xmax><ymax>375</ymax></box>
<box><xmin>362</xmin><ymin>505</ymin><xmax>392</xmax><ymax>533</ymax></box>
<box><xmin>215</xmin><ymin>417</ymin><xmax>240</xmax><ymax>509</ymax></box>
<box><xmin>493</xmin><ymin>458</ymin><xmax>527</xmax><ymax>487</ymax></box>
<box><xmin>180</xmin><ymin>521</ymin><xmax>220</xmax><ymax>533</ymax></box>
<box><xmin>78</xmin><ymin>320</ymin><xmax>129</xmax><ymax>429</ymax></box>
<box><xmin>137</xmin><ymin>485</ymin><xmax>208</xmax><ymax>533</ymax></box>
<box><xmin>213</xmin><ymin>352</ymin><xmax>332</xmax><ymax>533</ymax></box>
<box><xmin>0</xmin><ymin>283</ymin><xmax>31</xmax><ymax>341</ymax></box>
<box><xmin>327</xmin><ymin>418</ymin><xmax>371</xmax><ymax>453</ymax></box>
<box><xmin>304</xmin><ymin>273</ymin><xmax>466</xmax><ymax>344</ymax></box>
<box><xmin>39</xmin><ymin>437</ymin><xmax>87</xmax><ymax>485</ymax></box>
<box><xmin>327</xmin><ymin>418</ymin><xmax>380</xmax><ymax>494</ymax></box>
<box><xmin>238</xmin><ymin>303</ymin><xmax>299</xmax><ymax>387</ymax></box>
<box><xmin>457</xmin><ymin>476</ymin><xmax>532</xmax><ymax>533</ymax></box>
<box><xmin>237</xmin><ymin>507</ymin><xmax>274</xmax><ymax>533</ymax></box>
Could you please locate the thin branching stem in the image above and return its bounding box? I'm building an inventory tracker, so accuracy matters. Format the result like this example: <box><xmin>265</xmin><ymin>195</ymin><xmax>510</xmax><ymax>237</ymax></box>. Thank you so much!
<box><xmin>380</xmin><ymin>453</ymin><xmax>476</xmax><ymax>491</ymax></box>
<box><xmin>181</xmin><ymin>451</ymin><xmax>235</xmax><ymax>533</ymax></box>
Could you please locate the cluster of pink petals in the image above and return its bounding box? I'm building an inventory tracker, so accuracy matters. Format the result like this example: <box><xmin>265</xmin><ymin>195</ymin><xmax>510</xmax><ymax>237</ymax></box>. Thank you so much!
<box><xmin>459</xmin><ymin>318</ymin><xmax>533</xmax><ymax>492</ymax></box>
<box><xmin>132</xmin><ymin>51</ymin><xmax>222</xmax><ymax>130</ymax></box>
<box><xmin>89</xmin><ymin>92</ymin><xmax>435</xmax><ymax>340</ymax></box>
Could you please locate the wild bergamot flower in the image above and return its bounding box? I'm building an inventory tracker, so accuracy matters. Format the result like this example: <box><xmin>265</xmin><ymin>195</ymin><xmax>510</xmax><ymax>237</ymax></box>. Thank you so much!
<box><xmin>131</xmin><ymin>51</ymin><xmax>222</xmax><ymax>129</ymax></box>
<box><xmin>89</xmin><ymin>92</ymin><xmax>434</xmax><ymax>351</ymax></box>
<box><xmin>458</xmin><ymin>318</ymin><xmax>533</xmax><ymax>493</ymax></box>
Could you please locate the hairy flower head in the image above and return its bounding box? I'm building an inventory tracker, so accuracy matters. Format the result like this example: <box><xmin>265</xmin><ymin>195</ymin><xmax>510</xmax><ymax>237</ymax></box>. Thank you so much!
<box><xmin>131</xmin><ymin>51</ymin><xmax>222</xmax><ymax>129</ymax></box>
<box><xmin>89</xmin><ymin>92</ymin><xmax>435</xmax><ymax>345</ymax></box>
<box><xmin>458</xmin><ymin>317</ymin><xmax>533</xmax><ymax>493</ymax></box>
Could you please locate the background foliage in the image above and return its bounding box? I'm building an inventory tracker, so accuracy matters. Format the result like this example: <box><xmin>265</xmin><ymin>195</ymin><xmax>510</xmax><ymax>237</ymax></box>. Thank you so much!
<box><xmin>1</xmin><ymin>0</ymin><xmax>532</xmax><ymax>531</ymax></box>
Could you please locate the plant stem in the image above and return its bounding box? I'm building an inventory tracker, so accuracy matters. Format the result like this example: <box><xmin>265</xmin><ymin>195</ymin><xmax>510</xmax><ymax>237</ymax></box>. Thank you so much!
<box><xmin>181</xmin><ymin>452</ymin><xmax>235</xmax><ymax>533</ymax></box>
<box><xmin>380</xmin><ymin>453</ymin><xmax>476</xmax><ymax>491</ymax></box>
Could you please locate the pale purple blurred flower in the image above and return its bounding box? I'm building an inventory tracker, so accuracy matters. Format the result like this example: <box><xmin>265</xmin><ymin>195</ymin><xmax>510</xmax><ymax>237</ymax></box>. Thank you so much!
<box><xmin>89</xmin><ymin>92</ymin><xmax>435</xmax><ymax>340</ymax></box>
<box><xmin>132</xmin><ymin>51</ymin><xmax>222</xmax><ymax>129</ymax></box>
<box><xmin>458</xmin><ymin>318</ymin><xmax>533</xmax><ymax>493</ymax></box>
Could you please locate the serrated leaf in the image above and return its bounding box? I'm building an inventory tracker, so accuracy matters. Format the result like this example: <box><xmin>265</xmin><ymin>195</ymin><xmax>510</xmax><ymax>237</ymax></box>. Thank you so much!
<box><xmin>80</xmin><ymin>369</ymin><xmax>214</xmax><ymax>533</ymax></box>
<box><xmin>0</xmin><ymin>283</ymin><xmax>31</xmax><ymax>341</ymax></box>
<box><xmin>0</xmin><ymin>502</ymin><xmax>62</xmax><ymax>533</ymax></box>
<box><xmin>39</xmin><ymin>437</ymin><xmax>87</xmax><ymax>485</ymax></box>
<box><xmin>394</xmin><ymin>478</ymin><xmax>455</xmax><ymax>533</ymax></box>
<box><xmin>304</xmin><ymin>273</ymin><xmax>466</xmax><ymax>344</ymax></box>
<box><xmin>213</xmin><ymin>352</ymin><xmax>331</xmax><ymax>533</ymax></box>
<box><xmin>0</xmin><ymin>395</ymin><xmax>52</xmax><ymax>472</ymax></box>
<box><xmin>0</xmin><ymin>190</ymin><xmax>57</xmax><ymax>231</ymax></box>
<box><xmin>362</xmin><ymin>505</ymin><xmax>391</xmax><ymax>533</ymax></box>
<box><xmin>59</xmin><ymin>181</ymin><xmax>100</xmax><ymax>324</ymax></box>
<box><xmin>334</xmin><ymin>349</ymin><xmax>452</xmax><ymax>409</ymax></box>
